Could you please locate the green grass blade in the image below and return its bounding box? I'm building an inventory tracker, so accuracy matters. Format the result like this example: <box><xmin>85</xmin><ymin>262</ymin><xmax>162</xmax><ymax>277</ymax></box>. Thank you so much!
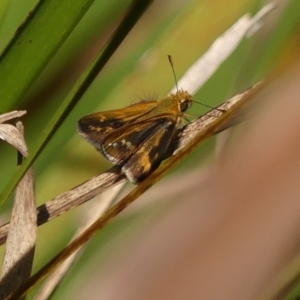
<box><xmin>0</xmin><ymin>0</ymin><xmax>97</xmax><ymax>112</ymax></box>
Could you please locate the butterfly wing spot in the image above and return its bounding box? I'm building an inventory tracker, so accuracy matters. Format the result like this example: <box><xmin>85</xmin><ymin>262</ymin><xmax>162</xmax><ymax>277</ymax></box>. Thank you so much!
<box><xmin>108</xmin><ymin>139</ymin><xmax>133</xmax><ymax>148</ymax></box>
<box><xmin>89</xmin><ymin>125</ymin><xmax>103</xmax><ymax>132</ymax></box>
<box><xmin>107</xmin><ymin>120</ymin><xmax>123</xmax><ymax>129</ymax></box>
<box><xmin>163</xmin><ymin>121</ymin><xmax>173</xmax><ymax>128</ymax></box>
<box><xmin>125</xmin><ymin>140</ymin><xmax>133</xmax><ymax>148</ymax></box>
<box><xmin>120</xmin><ymin>139</ymin><xmax>133</xmax><ymax>148</ymax></box>
<box><xmin>108</xmin><ymin>142</ymin><xmax>118</xmax><ymax>148</ymax></box>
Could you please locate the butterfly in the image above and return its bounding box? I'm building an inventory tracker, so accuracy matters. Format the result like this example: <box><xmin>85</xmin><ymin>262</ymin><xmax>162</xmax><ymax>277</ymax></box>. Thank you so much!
<box><xmin>77</xmin><ymin>89</ymin><xmax>193</xmax><ymax>183</ymax></box>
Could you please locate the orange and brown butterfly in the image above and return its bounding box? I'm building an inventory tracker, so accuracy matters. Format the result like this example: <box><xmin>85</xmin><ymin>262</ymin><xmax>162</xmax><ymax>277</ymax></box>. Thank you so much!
<box><xmin>77</xmin><ymin>57</ymin><xmax>193</xmax><ymax>184</ymax></box>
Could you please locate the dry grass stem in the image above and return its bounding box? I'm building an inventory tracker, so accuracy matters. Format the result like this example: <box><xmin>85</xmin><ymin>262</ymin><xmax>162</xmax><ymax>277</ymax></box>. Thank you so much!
<box><xmin>34</xmin><ymin>184</ymin><xmax>124</xmax><ymax>300</ymax></box>
<box><xmin>0</xmin><ymin>122</ymin><xmax>36</xmax><ymax>299</ymax></box>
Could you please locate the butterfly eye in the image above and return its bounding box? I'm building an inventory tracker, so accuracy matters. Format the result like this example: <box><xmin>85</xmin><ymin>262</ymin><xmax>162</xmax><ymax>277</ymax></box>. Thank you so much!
<box><xmin>180</xmin><ymin>100</ymin><xmax>191</xmax><ymax>112</ymax></box>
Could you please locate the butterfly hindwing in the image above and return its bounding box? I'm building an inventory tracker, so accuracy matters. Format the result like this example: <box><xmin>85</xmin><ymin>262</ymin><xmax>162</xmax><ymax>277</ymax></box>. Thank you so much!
<box><xmin>100</xmin><ymin>119</ymin><xmax>162</xmax><ymax>164</ymax></box>
<box><xmin>100</xmin><ymin>113</ymin><xmax>178</xmax><ymax>164</ymax></box>
<box><xmin>122</xmin><ymin>119</ymin><xmax>177</xmax><ymax>183</ymax></box>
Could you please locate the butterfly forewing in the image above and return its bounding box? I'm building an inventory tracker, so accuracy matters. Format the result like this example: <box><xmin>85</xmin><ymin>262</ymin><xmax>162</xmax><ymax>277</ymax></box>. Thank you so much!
<box><xmin>77</xmin><ymin>101</ymin><xmax>158</xmax><ymax>150</ymax></box>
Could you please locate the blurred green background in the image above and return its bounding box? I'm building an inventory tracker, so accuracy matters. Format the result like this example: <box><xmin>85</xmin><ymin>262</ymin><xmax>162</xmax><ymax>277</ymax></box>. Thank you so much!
<box><xmin>0</xmin><ymin>0</ymin><xmax>299</xmax><ymax>298</ymax></box>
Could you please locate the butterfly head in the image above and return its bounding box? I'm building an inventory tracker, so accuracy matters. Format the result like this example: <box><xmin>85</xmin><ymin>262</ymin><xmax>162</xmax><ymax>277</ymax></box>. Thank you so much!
<box><xmin>171</xmin><ymin>90</ymin><xmax>193</xmax><ymax>113</ymax></box>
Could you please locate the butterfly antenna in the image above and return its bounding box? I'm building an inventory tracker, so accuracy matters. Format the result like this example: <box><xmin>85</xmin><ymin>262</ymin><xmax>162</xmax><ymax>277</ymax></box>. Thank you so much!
<box><xmin>168</xmin><ymin>55</ymin><xmax>224</xmax><ymax>113</ymax></box>
<box><xmin>168</xmin><ymin>55</ymin><xmax>179</xmax><ymax>92</ymax></box>
<box><xmin>194</xmin><ymin>100</ymin><xmax>226</xmax><ymax>113</ymax></box>
<box><xmin>194</xmin><ymin>101</ymin><xmax>215</xmax><ymax>110</ymax></box>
